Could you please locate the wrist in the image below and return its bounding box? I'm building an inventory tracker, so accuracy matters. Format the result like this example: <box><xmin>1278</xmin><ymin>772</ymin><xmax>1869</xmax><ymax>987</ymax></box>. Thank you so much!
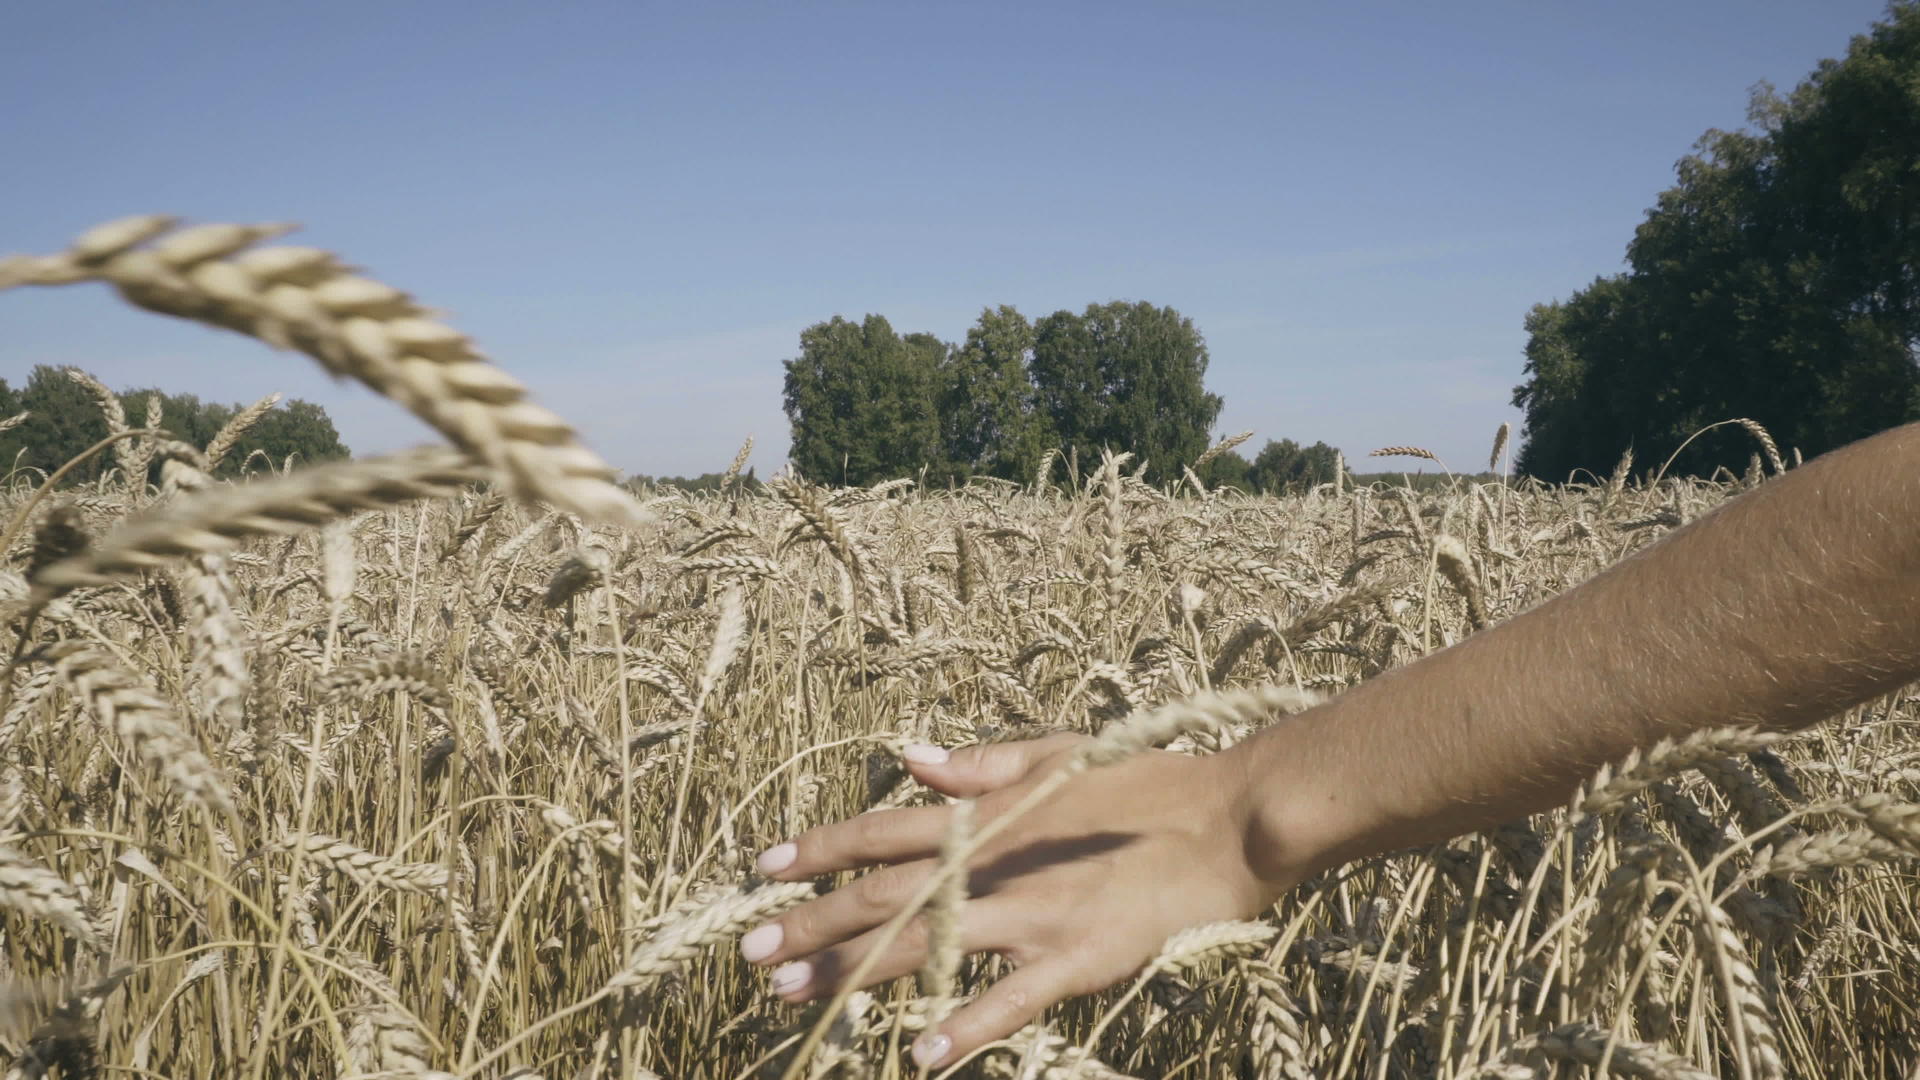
<box><xmin>1219</xmin><ymin>704</ymin><xmax>1381</xmax><ymax>888</ymax></box>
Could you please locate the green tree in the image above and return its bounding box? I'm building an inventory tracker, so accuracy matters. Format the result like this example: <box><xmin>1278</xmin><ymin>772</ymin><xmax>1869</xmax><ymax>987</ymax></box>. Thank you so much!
<box><xmin>1198</xmin><ymin>449</ymin><xmax>1251</xmax><ymax>491</ymax></box>
<box><xmin>3</xmin><ymin>365</ymin><xmax>113</xmax><ymax>483</ymax></box>
<box><xmin>1512</xmin><ymin>4</ymin><xmax>1920</xmax><ymax>480</ymax></box>
<box><xmin>238</xmin><ymin>399</ymin><xmax>349</xmax><ymax>473</ymax></box>
<box><xmin>627</xmin><ymin>467</ymin><xmax>758</xmax><ymax>493</ymax></box>
<box><xmin>1245</xmin><ymin>439</ymin><xmax>1343</xmax><ymax>494</ymax></box>
<box><xmin>782</xmin><ymin>315</ymin><xmax>945</xmax><ymax>485</ymax></box>
<box><xmin>0</xmin><ymin>365</ymin><xmax>348</xmax><ymax>485</ymax></box>
<box><xmin>940</xmin><ymin>305</ymin><xmax>1050</xmax><ymax>481</ymax></box>
<box><xmin>1029</xmin><ymin>301</ymin><xmax>1222</xmax><ymax>484</ymax></box>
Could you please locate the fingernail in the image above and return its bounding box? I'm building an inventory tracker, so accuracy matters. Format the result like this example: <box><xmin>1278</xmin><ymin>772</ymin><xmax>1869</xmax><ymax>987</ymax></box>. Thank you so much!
<box><xmin>756</xmin><ymin>842</ymin><xmax>797</xmax><ymax>874</ymax></box>
<box><xmin>912</xmin><ymin>1033</ymin><xmax>952</xmax><ymax>1067</ymax></box>
<box><xmin>770</xmin><ymin>960</ymin><xmax>812</xmax><ymax>995</ymax></box>
<box><xmin>739</xmin><ymin>923</ymin><xmax>782</xmax><ymax>963</ymax></box>
<box><xmin>903</xmin><ymin>743</ymin><xmax>949</xmax><ymax>765</ymax></box>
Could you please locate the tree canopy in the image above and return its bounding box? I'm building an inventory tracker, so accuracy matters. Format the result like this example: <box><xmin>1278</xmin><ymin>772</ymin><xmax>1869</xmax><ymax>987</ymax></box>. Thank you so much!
<box><xmin>1512</xmin><ymin>3</ymin><xmax>1920</xmax><ymax>479</ymax></box>
<box><xmin>0</xmin><ymin>364</ymin><xmax>349</xmax><ymax>484</ymax></box>
<box><xmin>1245</xmin><ymin>438</ymin><xmax>1344</xmax><ymax>494</ymax></box>
<box><xmin>782</xmin><ymin>301</ymin><xmax>1231</xmax><ymax>486</ymax></box>
<box><xmin>781</xmin><ymin>315</ymin><xmax>944</xmax><ymax>487</ymax></box>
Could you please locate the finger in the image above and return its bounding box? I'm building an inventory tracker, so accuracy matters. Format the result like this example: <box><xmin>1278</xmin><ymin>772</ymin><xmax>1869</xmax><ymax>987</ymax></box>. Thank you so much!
<box><xmin>743</xmin><ymin>860</ymin><xmax>928</xmax><ymax>966</ymax></box>
<box><xmin>767</xmin><ymin>895</ymin><xmax>1022</xmax><ymax>1002</ymax></box>
<box><xmin>910</xmin><ymin>961</ymin><xmax>1079</xmax><ymax>1069</ymax></box>
<box><xmin>903</xmin><ymin>733</ymin><xmax>1086</xmax><ymax>799</ymax></box>
<box><xmin>756</xmin><ymin>803</ymin><xmax>951</xmax><ymax>879</ymax></box>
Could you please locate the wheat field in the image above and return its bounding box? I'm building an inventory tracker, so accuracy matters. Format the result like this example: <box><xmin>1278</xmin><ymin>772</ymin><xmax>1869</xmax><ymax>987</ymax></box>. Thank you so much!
<box><xmin>0</xmin><ymin>217</ymin><xmax>1915</xmax><ymax>1079</ymax></box>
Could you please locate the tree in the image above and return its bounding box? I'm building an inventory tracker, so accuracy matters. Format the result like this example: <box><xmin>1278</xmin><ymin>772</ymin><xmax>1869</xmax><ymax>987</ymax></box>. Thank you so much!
<box><xmin>1512</xmin><ymin>3</ymin><xmax>1920</xmax><ymax>480</ymax></box>
<box><xmin>241</xmin><ymin>399</ymin><xmax>349</xmax><ymax>472</ymax></box>
<box><xmin>627</xmin><ymin>467</ymin><xmax>759</xmax><ymax>493</ymax></box>
<box><xmin>0</xmin><ymin>364</ymin><xmax>349</xmax><ymax>485</ymax></box>
<box><xmin>1198</xmin><ymin>449</ymin><xmax>1251</xmax><ymax>491</ymax></box>
<box><xmin>3</xmin><ymin>365</ymin><xmax>115</xmax><ymax>484</ymax></box>
<box><xmin>940</xmin><ymin>306</ymin><xmax>1051</xmax><ymax>481</ymax></box>
<box><xmin>782</xmin><ymin>315</ymin><xmax>945</xmax><ymax>485</ymax></box>
<box><xmin>1029</xmin><ymin>301</ymin><xmax>1222</xmax><ymax>484</ymax></box>
<box><xmin>1245</xmin><ymin>439</ymin><xmax>1343</xmax><ymax>494</ymax></box>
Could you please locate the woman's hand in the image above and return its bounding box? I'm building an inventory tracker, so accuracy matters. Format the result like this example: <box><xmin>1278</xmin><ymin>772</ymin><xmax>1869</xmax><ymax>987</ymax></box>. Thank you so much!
<box><xmin>740</xmin><ymin>733</ymin><xmax>1302</xmax><ymax>1069</ymax></box>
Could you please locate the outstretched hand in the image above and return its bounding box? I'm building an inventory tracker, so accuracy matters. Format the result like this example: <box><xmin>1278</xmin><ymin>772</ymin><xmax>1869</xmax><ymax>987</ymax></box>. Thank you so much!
<box><xmin>741</xmin><ymin>733</ymin><xmax>1297</xmax><ymax>1069</ymax></box>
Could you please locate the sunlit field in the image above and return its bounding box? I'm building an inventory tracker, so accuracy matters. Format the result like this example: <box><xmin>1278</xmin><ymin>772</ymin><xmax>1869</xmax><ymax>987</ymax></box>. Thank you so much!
<box><xmin>0</xmin><ymin>218</ymin><xmax>1915</xmax><ymax>1079</ymax></box>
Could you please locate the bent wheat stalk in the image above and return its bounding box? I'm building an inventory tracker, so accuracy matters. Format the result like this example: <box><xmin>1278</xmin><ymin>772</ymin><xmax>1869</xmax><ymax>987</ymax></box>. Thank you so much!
<box><xmin>0</xmin><ymin>215</ymin><xmax>648</xmax><ymax>527</ymax></box>
<box><xmin>33</xmin><ymin>447</ymin><xmax>482</xmax><ymax>592</ymax></box>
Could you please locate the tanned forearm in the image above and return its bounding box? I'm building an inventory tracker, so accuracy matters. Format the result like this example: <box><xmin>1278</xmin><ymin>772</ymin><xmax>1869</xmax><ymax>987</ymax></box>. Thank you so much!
<box><xmin>1235</xmin><ymin>421</ymin><xmax>1920</xmax><ymax>877</ymax></box>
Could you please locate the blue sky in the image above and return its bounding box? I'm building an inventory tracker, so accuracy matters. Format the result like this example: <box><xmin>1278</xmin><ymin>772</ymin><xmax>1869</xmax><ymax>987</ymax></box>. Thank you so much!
<box><xmin>0</xmin><ymin>1</ymin><xmax>1894</xmax><ymax>478</ymax></box>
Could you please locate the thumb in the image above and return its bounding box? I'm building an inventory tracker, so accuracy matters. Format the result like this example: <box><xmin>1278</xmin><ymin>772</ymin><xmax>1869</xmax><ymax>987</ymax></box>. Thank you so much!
<box><xmin>902</xmin><ymin>733</ymin><xmax>1085</xmax><ymax>798</ymax></box>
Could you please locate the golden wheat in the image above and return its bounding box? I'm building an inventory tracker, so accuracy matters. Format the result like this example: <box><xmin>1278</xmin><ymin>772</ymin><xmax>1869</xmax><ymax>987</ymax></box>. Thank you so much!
<box><xmin>0</xmin><ymin>256</ymin><xmax>1913</xmax><ymax>1076</ymax></box>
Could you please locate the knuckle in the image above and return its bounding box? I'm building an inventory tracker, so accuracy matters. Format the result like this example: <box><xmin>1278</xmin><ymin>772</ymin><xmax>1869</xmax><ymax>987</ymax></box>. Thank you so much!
<box><xmin>998</xmin><ymin>984</ymin><xmax>1035</xmax><ymax>1014</ymax></box>
<box><xmin>951</xmin><ymin>744</ymin><xmax>992</xmax><ymax>771</ymax></box>
<box><xmin>849</xmin><ymin>810</ymin><xmax>891</xmax><ymax>851</ymax></box>
<box><xmin>780</xmin><ymin>907</ymin><xmax>821</xmax><ymax>948</ymax></box>
<box><xmin>850</xmin><ymin>868</ymin><xmax>906</xmax><ymax>911</ymax></box>
<box><xmin>900</xmin><ymin>913</ymin><xmax>931</xmax><ymax>951</ymax></box>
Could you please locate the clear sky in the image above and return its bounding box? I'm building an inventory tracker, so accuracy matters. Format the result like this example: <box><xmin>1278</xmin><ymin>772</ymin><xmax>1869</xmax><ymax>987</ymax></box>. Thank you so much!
<box><xmin>0</xmin><ymin>2</ymin><xmax>1895</xmax><ymax>478</ymax></box>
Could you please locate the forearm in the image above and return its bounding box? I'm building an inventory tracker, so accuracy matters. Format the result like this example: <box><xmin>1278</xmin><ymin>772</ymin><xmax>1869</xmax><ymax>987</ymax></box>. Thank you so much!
<box><xmin>1235</xmin><ymin>422</ymin><xmax>1920</xmax><ymax>877</ymax></box>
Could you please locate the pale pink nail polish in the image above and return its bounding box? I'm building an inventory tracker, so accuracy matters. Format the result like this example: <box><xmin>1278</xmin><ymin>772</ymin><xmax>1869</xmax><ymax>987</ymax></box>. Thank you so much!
<box><xmin>756</xmin><ymin>842</ymin><xmax>797</xmax><ymax>874</ymax></box>
<box><xmin>903</xmin><ymin>743</ymin><xmax>949</xmax><ymax>765</ymax></box>
<box><xmin>739</xmin><ymin>923</ymin><xmax>782</xmax><ymax>962</ymax></box>
<box><xmin>912</xmin><ymin>1033</ymin><xmax>952</xmax><ymax>1067</ymax></box>
<box><xmin>770</xmin><ymin>961</ymin><xmax>811</xmax><ymax>995</ymax></box>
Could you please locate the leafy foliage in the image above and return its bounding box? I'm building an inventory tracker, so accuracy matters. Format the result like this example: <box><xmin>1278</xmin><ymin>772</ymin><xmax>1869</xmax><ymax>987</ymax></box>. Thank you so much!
<box><xmin>781</xmin><ymin>315</ymin><xmax>945</xmax><ymax>487</ymax></box>
<box><xmin>783</xmin><ymin>301</ymin><xmax>1230</xmax><ymax>486</ymax></box>
<box><xmin>1029</xmin><ymin>302</ymin><xmax>1222</xmax><ymax>486</ymax></box>
<box><xmin>1244</xmin><ymin>439</ymin><xmax>1344</xmax><ymax>495</ymax></box>
<box><xmin>628</xmin><ymin>468</ymin><xmax>759</xmax><ymax>493</ymax></box>
<box><xmin>0</xmin><ymin>365</ymin><xmax>348</xmax><ymax>484</ymax></box>
<box><xmin>940</xmin><ymin>305</ymin><xmax>1050</xmax><ymax>482</ymax></box>
<box><xmin>1512</xmin><ymin>3</ymin><xmax>1920</xmax><ymax>479</ymax></box>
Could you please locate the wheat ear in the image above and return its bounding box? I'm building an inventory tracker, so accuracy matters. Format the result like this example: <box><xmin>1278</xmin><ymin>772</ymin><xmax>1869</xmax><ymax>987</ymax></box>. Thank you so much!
<box><xmin>1432</xmin><ymin>535</ymin><xmax>1487</xmax><ymax>630</ymax></box>
<box><xmin>1488</xmin><ymin>1021</ymin><xmax>1716</xmax><ymax>1080</ymax></box>
<box><xmin>722</xmin><ymin>435</ymin><xmax>754</xmax><ymax>492</ymax></box>
<box><xmin>1734</xmin><ymin>419</ymin><xmax>1786</xmax><ymax>475</ymax></box>
<box><xmin>198</xmin><ymin>390</ymin><xmax>284</xmax><ymax>471</ymax></box>
<box><xmin>0</xmin><ymin>215</ymin><xmax>647</xmax><ymax>526</ymax></box>
<box><xmin>1687</xmin><ymin>882</ymin><xmax>1784</xmax><ymax>1080</ymax></box>
<box><xmin>1488</xmin><ymin>422</ymin><xmax>1510</xmax><ymax>472</ymax></box>
<box><xmin>1237</xmin><ymin>958</ymin><xmax>1315</xmax><ymax>1080</ymax></box>
<box><xmin>1369</xmin><ymin>446</ymin><xmax>1441</xmax><ymax>464</ymax></box>
<box><xmin>43</xmin><ymin>641</ymin><xmax>234</xmax><ymax>817</ymax></box>
<box><xmin>33</xmin><ymin>447</ymin><xmax>481</xmax><ymax>591</ymax></box>
<box><xmin>1571</xmin><ymin>726</ymin><xmax>1784</xmax><ymax>823</ymax></box>
<box><xmin>64</xmin><ymin>369</ymin><xmax>139</xmax><ymax>483</ymax></box>
<box><xmin>0</xmin><ymin>846</ymin><xmax>105</xmax><ymax>953</ymax></box>
<box><xmin>613</xmin><ymin>880</ymin><xmax>815</xmax><ymax>990</ymax></box>
<box><xmin>1077</xmin><ymin>684</ymin><xmax>1320</xmax><ymax>768</ymax></box>
<box><xmin>1192</xmin><ymin>430</ymin><xmax>1253</xmax><ymax>473</ymax></box>
<box><xmin>282</xmin><ymin>834</ymin><xmax>450</xmax><ymax>895</ymax></box>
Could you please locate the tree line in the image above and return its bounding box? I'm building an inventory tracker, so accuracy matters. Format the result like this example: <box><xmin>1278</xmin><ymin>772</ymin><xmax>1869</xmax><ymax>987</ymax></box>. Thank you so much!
<box><xmin>0</xmin><ymin>364</ymin><xmax>349</xmax><ymax>484</ymax></box>
<box><xmin>781</xmin><ymin>301</ymin><xmax>1341</xmax><ymax>492</ymax></box>
<box><xmin>1512</xmin><ymin>2</ymin><xmax>1920</xmax><ymax>480</ymax></box>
